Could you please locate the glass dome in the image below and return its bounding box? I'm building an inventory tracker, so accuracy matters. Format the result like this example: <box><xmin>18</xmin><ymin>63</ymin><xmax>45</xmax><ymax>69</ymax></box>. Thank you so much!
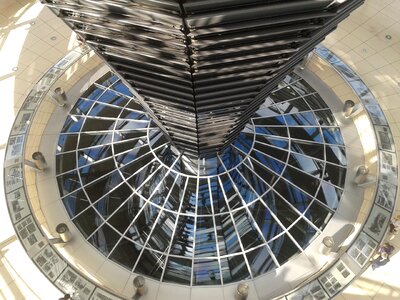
<box><xmin>56</xmin><ymin>72</ymin><xmax>346</xmax><ymax>286</ymax></box>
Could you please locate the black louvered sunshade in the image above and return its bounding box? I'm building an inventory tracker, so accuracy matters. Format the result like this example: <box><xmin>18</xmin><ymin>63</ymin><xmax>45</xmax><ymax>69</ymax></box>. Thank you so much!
<box><xmin>43</xmin><ymin>0</ymin><xmax>363</xmax><ymax>158</ymax></box>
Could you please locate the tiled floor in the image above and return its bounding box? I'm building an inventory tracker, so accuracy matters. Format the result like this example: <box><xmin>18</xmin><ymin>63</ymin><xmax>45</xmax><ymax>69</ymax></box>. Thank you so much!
<box><xmin>0</xmin><ymin>0</ymin><xmax>399</xmax><ymax>299</ymax></box>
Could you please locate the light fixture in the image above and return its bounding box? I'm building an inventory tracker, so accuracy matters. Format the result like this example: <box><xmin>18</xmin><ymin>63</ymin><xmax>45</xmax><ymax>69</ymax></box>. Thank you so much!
<box><xmin>132</xmin><ymin>276</ymin><xmax>146</xmax><ymax>299</ymax></box>
<box><xmin>25</xmin><ymin>151</ymin><xmax>47</xmax><ymax>171</ymax></box>
<box><xmin>343</xmin><ymin>100</ymin><xmax>355</xmax><ymax>118</ymax></box>
<box><xmin>385</xmin><ymin>34</ymin><xmax>392</xmax><ymax>40</ymax></box>
<box><xmin>236</xmin><ymin>282</ymin><xmax>249</xmax><ymax>300</ymax></box>
<box><xmin>50</xmin><ymin>223</ymin><xmax>72</xmax><ymax>245</ymax></box>
<box><xmin>321</xmin><ymin>236</ymin><xmax>335</xmax><ymax>255</ymax></box>
<box><xmin>354</xmin><ymin>165</ymin><xmax>369</xmax><ymax>185</ymax></box>
<box><xmin>50</xmin><ymin>87</ymin><xmax>67</xmax><ymax>107</ymax></box>
<box><xmin>343</xmin><ymin>99</ymin><xmax>363</xmax><ymax>118</ymax></box>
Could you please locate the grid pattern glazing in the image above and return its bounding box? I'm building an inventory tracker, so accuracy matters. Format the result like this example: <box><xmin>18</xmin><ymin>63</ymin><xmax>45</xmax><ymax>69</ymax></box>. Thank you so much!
<box><xmin>56</xmin><ymin>72</ymin><xmax>347</xmax><ymax>286</ymax></box>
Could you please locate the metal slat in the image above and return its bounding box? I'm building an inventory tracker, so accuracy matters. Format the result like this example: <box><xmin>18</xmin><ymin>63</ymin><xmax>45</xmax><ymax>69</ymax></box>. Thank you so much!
<box><xmin>191</xmin><ymin>11</ymin><xmax>336</xmax><ymax>37</ymax></box>
<box><xmin>184</xmin><ymin>0</ymin><xmax>333</xmax><ymax>27</ymax></box>
<box><xmin>43</xmin><ymin>0</ymin><xmax>364</xmax><ymax>158</ymax></box>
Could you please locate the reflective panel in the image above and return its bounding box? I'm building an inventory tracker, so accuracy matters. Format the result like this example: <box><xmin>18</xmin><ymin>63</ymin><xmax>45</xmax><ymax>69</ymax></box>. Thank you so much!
<box><xmin>269</xmin><ymin>234</ymin><xmax>300</xmax><ymax>265</ymax></box>
<box><xmin>246</xmin><ymin>246</ymin><xmax>276</xmax><ymax>276</ymax></box>
<box><xmin>163</xmin><ymin>257</ymin><xmax>192</xmax><ymax>285</ymax></box>
<box><xmin>193</xmin><ymin>259</ymin><xmax>221</xmax><ymax>285</ymax></box>
<box><xmin>134</xmin><ymin>250</ymin><xmax>165</xmax><ymax>280</ymax></box>
<box><xmin>57</xmin><ymin>72</ymin><xmax>347</xmax><ymax>285</ymax></box>
<box><xmin>88</xmin><ymin>224</ymin><xmax>121</xmax><ymax>256</ymax></box>
<box><xmin>220</xmin><ymin>255</ymin><xmax>250</xmax><ymax>284</ymax></box>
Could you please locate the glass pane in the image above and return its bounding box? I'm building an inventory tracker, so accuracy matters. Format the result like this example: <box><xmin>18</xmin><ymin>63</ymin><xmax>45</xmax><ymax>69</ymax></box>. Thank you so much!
<box><xmin>62</xmin><ymin>189</ymin><xmax>90</xmax><ymax>218</ymax></box>
<box><xmin>317</xmin><ymin>181</ymin><xmax>343</xmax><ymax>210</ymax></box>
<box><xmin>197</xmin><ymin>178</ymin><xmax>212</xmax><ymax>215</ymax></box>
<box><xmin>243</xmin><ymin>158</ymin><xmax>278</xmax><ymax>186</ymax></box>
<box><xmin>288</xmin><ymin>153</ymin><xmax>324</xmax><ymax>178</ymax></box>
<box><xmin>254</xmin><ymin>142</ymin><xmax>288</xmax><ymax>162</ymax></box>
<box><xmin>127</xmin><ymin>161</ymin><xmax>160</xmax><ymax>190</ymax></box>
<box><xmin>211</xmin><ymin>177</ymin><xmax>229</xmax><ymax>214</ymax></box>
<box><xmin>88</xmin><ymin>103</ymin><xmax>122</xmax><ymax>118</ymax></box>
<box><xmin>220</xmin><ymin>255</ymin><xmax>250</xmax><ymax>283</ymax></box>
<box><xmin>57</xmin><ymin>134</ymin><xmax>78</xmax><ymax>153</ymax></box>
<box><xmin>83</xmin><ymin>170</ymin><xmax>123</xmax><ymax>202</ymax></box>
<box><xmin>164</xmin><ymin>176</ymin><xmax>186</xmax><ymax>212</ymax></box>
<box><xmin>193</xmin><ymin>259</ymin><xmax>221</xmax><ymax>285</ymax></box>
<box><xmin>56</xmin><ymin>152</ymin><xmax>77</xmax><ymax>174</ymax></box>
<box><xmin>78</xmin><ymin>132</ymin><xmax>113</xmax><ymax>149</ymax></box>
<box><xmin>252</xmin><ymin>115</ymin><xmax>285</xmax><ymax>126</ymax></box>
<box><xmin>264</xmin><ymin>191</ymin><xmax>301</xmax><ymax>228</ymax></box>
<box><xmin>126</xmin><ymin>204</ymin><xmax>160</xmax><ymax>243</ymax></box>
<box><xmin>272</xmin><ymin>180</ymin><xmax>314</xmax><ymax>214</ymax></box>
<box><xmin>88</xmin><ymin>223</ymin><xmax>121</xmax><ymax>256</ymax></box>
<box><xmin>109</xmin><ymin>238</ymin><xmax>141</xmax><ymax>270</ymax></box>
<box><xmin>304</xmin><ymin>200</ymin><xmax>333</xmax><ymax>230</ymax></box>
<box><xmin>149</xmin><ymin>172</ymin><xmax>176</xmax><ymax>206</ymax></box>
<box><xmin>93</xmin><ymin>183</ymin><xmax>132</xmax><ymax>218</ymax></box>
<box><xmin>239</xmin><ymin>163</ymin><xmax>269</xmax><ymax>197</ymax></box>
<box><xmin>73</xmin><ymin>207</ymin><xmax>103</xmax><ymax>238</ymax></box>
<box><xmin>288</xmin><ymin>218</ymin><xmax>318</xmax><ymax>249</ymax></box>
<box><xmin>77</xmin><ymin>146</ymin><xmax>113</xmax><ymax>167</ymax></box>
<box><xmin>180</xmin><ymin>178</ymin><xmax>197</xmax><ymax>214</ymax></box>
<box><xmin>108</xmin><ymin>194</ymin><xmax>144</xmax><ymax>233</ymax></box>
<box><xmin>137</xmin><ymin>167</ymin><xmax>167</xmax><ymax>200</ymax></box>
<box><xmin>57</xmin><ymin>169</ymin><xmax>81</xmax><ymax>196</ymax></box>
<box><xmin>170</xmin><ymin>215</ymin><xmax>195</xmax><ymax>257</ymax></box>
<box><xmin>220</xmin><ymin>174</ymin><xmax>242</xmax><ymax>210</ymax></box>
<box><xmin>269</xmin><ymin>234</ymin><xmax>300</xmax><ymax>265</ymax></box>
<box><xmin>324</xmin><ymin>163</ymin><xmax>346</xmax><ymax>187</ymax></box>
<box><xmin>276</xmin><ymin>98</ymin><xmax>309</xmax><ymax>114</ymax></box>
<box><xmin>250</xmin><ymin>150</ymin><xmax>285</xmax><ymax>174</ymax></box>
<box><xmin>289</xmin><ymin>127</ymin><xmax>322</xmax><ymax>143</ymax></box>
<box><xmin>325</xmin><ymin>145</ymin><xmax>346</xmax><ymax>166</ymax></box>
<box><xmin>304</xmin><ymin>94</ymin><xmax>328</xmax><ymax>110</ymax></box>
<box><xmin>163</xmin><ymin>257</ymin><xmax>192</xmax><ymax>285</ymax></box>
<box><xmin>246</xmin><ymin>246</ymin><xmax>275</xmax><ymax>276</ymax></box>
<box><xmin>82</xmin><ymin>118</ymin><xmax>116</xmax><ymax>132</ymax></box>
<box><xmin>284</xmin><ymin>112</ymin><xmax>317</xmax><ymax>126</ymax></box>
<box><xmin>255</xmin><ymin>126</ymin><xmax>288</xmax><ymax>137</ymax></box>
<box><xmin>270</xmin><ymin>86</ymin><xmax>300</xmax><ymax>102</ymax></box>
<box><xmin>61</xmin><ymin>115</ymin><xmax>84</xmax><ymax>133</ymax></box>
<box><xmin>147</xmin><ymin>211</ymin><xmax>177</xmax><ymax>252</ymax></box>
<box><xmin>314</xmin><ymin>109</ymin><xmax>337</xmax><ymax>126</ymax></box>
<box><xmin>282</xmin><ymin>165</ymin><xmax>320</xmax><ymax>196</ymax></box>
<box><xmin>229</xmin><ymin>169</ymin><xmax>258</xmax><ymax>204</ymax></box>
<box><xmin>249</xmin><ymin>199</ymin><xmax>284</xmax><ymax>241</ymax></box>
<box><xmin>214</xmin><ymin>214</ymin><xmax>241</xmax><ymax>255</ymax></box>
<box><xmin>322</xmin><ymin>128</ymin><xmax>344</xmax><ymax>145</ymax></box>
<box><xmin>79</xmin><ymin>158</ymin><xmax>116</xmax><ymax>184</ymax></box>
<box><xmin>232</xmin><ymin>132</ymin><xmax>254</xmax><ymax>153</ymax></box>
<box><xmin>195</xmin><ymin>217</ymin><xmax>217</xmax><ymax>257</ymax></box>
<box><xmin>291</xmin><ymin>141</ymin><xmax>324</xmax><ymax>160</ymax></box>
<box><xmin>134</xmin><ymin>249</ymin><xmax>165</xmax><ymax>280</ymax></box>
<box><xmin>232</xmin><ymin>209</ymin><xmax>263</xmax><ymax>250</ymax></box>
<box><xmin>255</xmin><ymin>134</ymin><xmax>289</xmax><ymax>150</ymax></box>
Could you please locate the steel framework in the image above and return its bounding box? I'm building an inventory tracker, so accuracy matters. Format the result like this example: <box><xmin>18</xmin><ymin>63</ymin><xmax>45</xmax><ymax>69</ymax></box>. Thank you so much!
<box><xmin>42</xmin><ymin>0</ymin><xmax>364</xmax><ymax>158</ymax></box>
